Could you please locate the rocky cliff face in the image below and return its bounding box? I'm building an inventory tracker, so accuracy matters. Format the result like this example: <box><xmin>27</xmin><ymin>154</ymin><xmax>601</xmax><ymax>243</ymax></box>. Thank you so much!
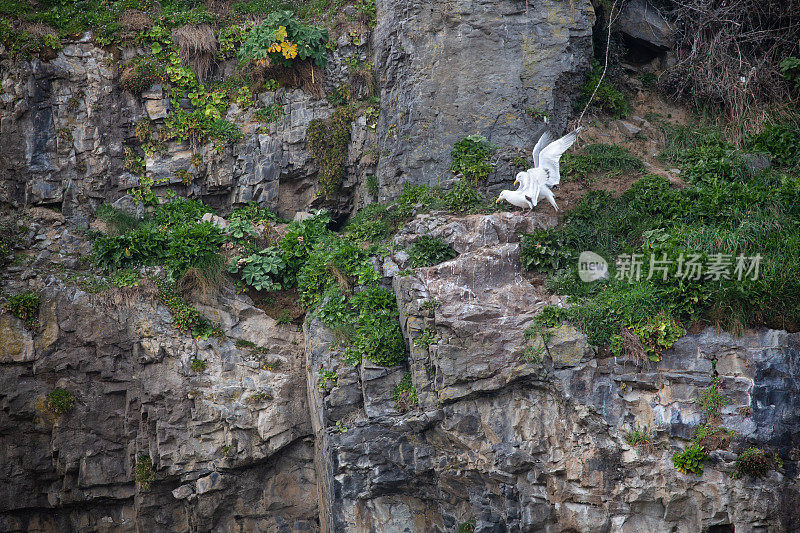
<box><xmin>373</xmin><ymin>0</ymin><xmax>595</xmax><ymax>198</ymax></box>
<box><xmin>2</xmin><ymin>2</ymin><xmax>799</xmax><ymax>532</ymax></box>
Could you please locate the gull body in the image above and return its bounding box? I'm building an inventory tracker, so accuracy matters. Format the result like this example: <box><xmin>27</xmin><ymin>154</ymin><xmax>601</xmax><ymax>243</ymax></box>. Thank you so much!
<box><xmin>501</xmin><ymin>127</ymin><xmax>582</xmax><ymax>213</ymax></box>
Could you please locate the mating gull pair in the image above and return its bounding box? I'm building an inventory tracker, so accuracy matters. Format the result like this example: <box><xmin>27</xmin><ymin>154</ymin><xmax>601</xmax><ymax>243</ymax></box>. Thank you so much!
<box><xmin>496</xmin><ymin>127</ymin><xmax>582</xmax><ymax>213</ymax></box>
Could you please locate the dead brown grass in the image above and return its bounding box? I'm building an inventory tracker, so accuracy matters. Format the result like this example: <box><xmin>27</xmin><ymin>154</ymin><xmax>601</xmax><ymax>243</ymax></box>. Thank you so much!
<box><xmin>172</xmin><ymin>24</ymin><xmax>218</xmax><ymax>83</ymax></box>
<box><xmin>256</xmin><ymin>60</ymin><xmax>324</xmax><ymax>97</ymax></box>
<box><xmin>661</xmin><ymin>0</ymin><xmax>800</xmax><ymax>121</ymax></box>
<box><xmin>205</xmin><ymin>0</ymin><xmax>231</xmax><ymax>19</ymax></box>
<box><xmin>622</xmin><ymin>327</ymin><xmax>650</xmax><ymax>368</ymax></box>
<box><xmin>120</xmin><ymin>9</ymin><xmax>152</xmax><ymax>32</ymax></box>
<box><xmin>21</xmin><ymin>21</ymin><xmax>57</xmax><ymax>38</ymax></box>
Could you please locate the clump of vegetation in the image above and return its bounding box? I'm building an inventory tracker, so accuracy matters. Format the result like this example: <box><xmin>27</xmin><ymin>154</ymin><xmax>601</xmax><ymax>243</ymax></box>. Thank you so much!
<box><xmin>673</xmin><ymin>443</ymin><xmax>709</xmax><ymax>475</ymax></box>
<box><xmin>748</xmin><ymin>122</ymin><xmax>800</xmax><ymax>168</ymax></box>
<box><xmin>307</xmin><ymin>107</ymin><xmax>354</xmax><ymax>199</ymax></box>
<box><xmin>120</xmin><ymin>56</ymin><xmax>164</xmax><ymax>94</ymax></box>
<box><xmin>574</xmin><ymin>60</ymin><xmax>631</xmax><ymax>118</ymax></box>
<box><xmin>134</xmin><ymin>454</ymin><xmax>155</xmax><ymax>491</ymax></box>
<box><xmin>698</xmin><ymin>377</ymin><xmax>731</xmax><ymax>421</ymax></box>
<box><xmin>520</xmin><ymin>229</ymin><xmax>572</xmax><ymax>273</ymax></box>
<box><xmin>624</xmin><ymin>427</ymin><xmax>653</xmax><ymax>447</ymax></box>
<box><xmin>5</xmin><ymin>291</ymin><xmax>40</xmax><ymax>330</ymax></box>
<box><xmin>731</xmin><ymin>447</ymin><xmax>781</xmax><ymax>479</ymax></box>
<box><xmin>45</xmin><ymin>389</ymin><xmax>75</xmax><ymax>415</ymax></box>
<box><xmin>156</xmin><ymin>278</ymin><xmax>222</xmax><ymax>339</ymax></box>
<box><xmin>92</xmin><ymin>198</ymin><xmax>222</xmax><ymax>283</ymax></box>
<box><xmin>413</xmin><ymin>328</ymin><xmax>437</xmax><ymax>348</ymax></box>
<box><xmin>317</xmin><ymin>366</ymin><xmax>338</xmax><ymax>390</ymax></box>
<box><xmin>228</xmin><ymin>247</ymin><xmax>285</xmax><ymax>292</ymax></box>
<box><xmin>394</xmin><ymin>372</ymin><xmax>418</xmax><ymax>411</ymax></box>
<box><xmin>450</xmin><ymin>135</ymin><xmax>495</xmax><ymax>186</ymax></box>
<box><xmin>239</xmin><ymin>10</ymin><xmax>329</xmax><ymax>67</ymax></box>
<box><xmin>407</xmin><ymin>236</ymin><xmax>456</xmax><ymax>268</ymax></box>
<box><xmin>190</xmin><ymin>358</ymin><xmax>208</xmax><ymax>372</ymax></box>
<box><xmin>561</xmin><ymin>144</ymin><xmax>644</xmax><ymax>182</ymax></box>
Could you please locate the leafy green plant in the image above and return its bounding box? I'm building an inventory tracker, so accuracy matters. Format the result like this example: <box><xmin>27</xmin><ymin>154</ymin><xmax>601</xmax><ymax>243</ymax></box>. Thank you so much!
<box><xmin>307</xmin><ymin>107</ymin><xmax>354</xmax><ymax>199</ymax></box>
<box><xmin>421</xmin><ymin>298</ymin><xmax>440</xmax><ymax>312</ymax></box>
<box><xmin>239</xmin><ymin>11</ymin><xmax>329</xmax><ymax>67</ymax></box>
<box><xmin>190</xmin><ymin>358</ymin><xmax>208</xmax><ymax>372</ymax></box>
<box><xmin>779</xmin><ymin>56</ymin><xmax>800</xmax><ymax>91</ymax></box>
<box><xmin>394</xmin><ymin>372</ymin><xmax>418</xmax><ymax>411</ymax></box>
<box><xmin>626</xmin><ymin>313</ymin><xmax>686</xmax><ymax>362</ymax></box>
<box><xmin>227</xmin><ymin>219</ymin><xmax>259</xmax><ymax>240</ymax></box>
<box><xmin>450</xmin><ymin>135</ymin><xmax>495</xmax><ymax>186</ymax></box>
<box><xmin>520</xmin><ymin>229</ymin><xmax>573</xmax><ymax>273</ymax></box>
<box><xmin>672</xmin><ymin>444</ymin><xmax>708</xmax><ymax>475</ymax></box>
<box><xmin>228</xmin><ymin>248</ymin><xmax>286</xmax><ymax>292</ymax></box>
<box><xmin>135</xmin><ymin>455</ymin><xmax>155</xmax><ymax>491</ymax></box>
<box><xmin>457</xmin><ymin>519</ymin><xmax>476</xmax><ymax>533</ymax></box>
<box><xmin>5</xmin><ymin>291</ymin><xmax>40</xmax><ymax>330</ymax></box>
<box><xmin>748</xmin><ymin>122</ymin><xmax>800</xmax><ymax>168</ymax></box>
<box><xmin>317</xmin><ymin>366</ymin><xmax>338</xmax><ymax>390</ymax></box>
<box><xmin>228</xmin><ymin>202</ymin><xmax>278</xmax><ymax>223</ymax></box>
<box><xmin>46</xmin><ymin>389</ymin><xmax>75</xmax><ymax>415</ymax></box>
<box><xmin>413</xmin><ymin>329</ymin><xmax>437</xmax><ymax>348</ymax></box>
<box><xmin>407</xmin><ymin>236</ymin><xmax>456</xmax><ymax>268</ymax></box>
<box><xmin>442</xmin><ymin>179</ymin><xmax>485</xmax><ymax>213</ymax></box>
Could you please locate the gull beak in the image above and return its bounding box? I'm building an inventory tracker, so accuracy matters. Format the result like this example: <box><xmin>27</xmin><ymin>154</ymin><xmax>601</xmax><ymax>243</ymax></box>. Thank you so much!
<box><xmin>495</xmin><ymin>197</ymin><xmax>501</xmax><ymax>204</ymax></box>
<box><xmin>513</xmin><ymin>180</ymin><xmax>518</xmax><ymax>187</ymax></box>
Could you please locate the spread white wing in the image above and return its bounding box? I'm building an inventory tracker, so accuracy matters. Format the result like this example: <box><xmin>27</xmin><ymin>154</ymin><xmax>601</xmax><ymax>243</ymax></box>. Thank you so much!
<box><xmin>538</xmin><ymin>127</ymin><xmax>582</xmax><ymax>186</ymax></box>
<box><xmin>523</xmin><ymin>168</ymin><xmax>546</xmax><ymax>206</ymax></box>
<box><xmin>531</xmin><ymin>131</ymin><xmax>553</xmax><ymax>168</ymax></box>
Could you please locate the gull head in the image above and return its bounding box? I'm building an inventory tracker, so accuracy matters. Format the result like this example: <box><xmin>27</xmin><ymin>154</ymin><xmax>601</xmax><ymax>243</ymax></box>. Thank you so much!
<box><xmin>514</xmin><ymin>171</ymin><xmax>527</xmax><ymax>187</ymax></box>
<box><xmin>496</xmin><ymin>190</ymin><xmax>509</xmax><ymax>204</ymax></box>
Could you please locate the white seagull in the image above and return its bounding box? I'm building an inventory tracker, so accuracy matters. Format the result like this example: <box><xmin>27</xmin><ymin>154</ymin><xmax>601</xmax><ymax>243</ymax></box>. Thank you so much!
<box><xmin>496</xmin><ymin>127</ymin><xmax>582</xmax><ymax>213</ymax></box>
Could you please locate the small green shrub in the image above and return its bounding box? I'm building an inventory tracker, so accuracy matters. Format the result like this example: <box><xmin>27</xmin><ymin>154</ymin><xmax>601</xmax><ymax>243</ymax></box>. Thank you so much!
<box><xmin>254</xmin><ymin>99</ymin><xmax>285</xmax><ymax>123</ymax></box>
<box><xmin>626</xmin><ymin>313</ymin><xmax>686</xmax><ymax>362</ymax></box>
<box><xmin>407</xmin><ymin>236</ymin><xmax>456</xmax><ymax>268</ymax></box>
<box><xmin>457</xmin><ymin>519</ymin><xmax>476</xmax><ymax>533</ymax></box>
<box><xmin>442</xmin><ymin>179</ymin><xmax>485</xmax><ymax>213</ymax></box>
<box><xmin>520</xmin><ymin>229</ymin><xmax>573</xmax><ymax>273</ymax></box>
<box><xmin>421</xmin><ymin>298</ymin><xmax>440</xmax><ymax>312</ymax></box>
<box><xmin>748</xmin><ymin>122</ymin><xmax>800</xmax><ymax>168</ymax></box>
<box><xmin>698</xmin><ymin>378</ymin><xmax>731</xmax><ymax>421</ymax></box>
<box><xmin>46</xmin><ymin>389</ymin><xmax>75</xmax><ymax>415</ymax></box>
<box><xmin>450</xmin><ymin>135</ymin><xmax>495</xmax><ymax>186</ymax></box>
<box><xmin>575</xmin><ymin>60</ymin><xmax>631</xmax><ymax>118</ymax></box>
<box><xmin>673</xmin><ymin>444</ymin><xmax>708</xmax><ymax>475</ymax></box>
<box><xmin>5</xmin><ymin>291</ymin><xmax>40</xmax><ymax>329</ymax></box>
<box><xmin>120</xmin><ymin>56</ymin><xmax>164</xmax><ymax>94</ymax></box>
<box><xmin>228</xmin><ymin>202</ymin><xmax>278</xmax><ymax>223</ymax></box>
<box><xmin>561</xmin><ymin>143</ymin><xmax>644</xmax><ymax>182</ymax></box>
<box><xmin>307</xmin><ymin>107</ymin><xmax>354</xmax><ymax>199</ymax></box>
<box><xmin>190</xmin><ymin>358</ymin><xmax>207</xmax><ymax>372</ymax></box>
<box><xmin>394</xmin><ymin>372</ymin><xmax>418</xmax><ymax>411</ymax></box>
<box><xmin>731</xmin><ymin>447</ymin><xmax>781</xmax><ymax>479</ymax></box>
<box><xmin>413</xmin><ymin>329</ymin><xmax>437</xmax><ymax>348</ymax></box>
<box><xmin>135</xmin><ymin>455</ymin><xmax>155</xmax><ymax>491</ymax></box>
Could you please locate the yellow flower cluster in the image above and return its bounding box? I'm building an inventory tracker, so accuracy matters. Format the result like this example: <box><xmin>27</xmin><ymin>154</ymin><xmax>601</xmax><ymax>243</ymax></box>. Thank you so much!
<box><xmin>268</xmin><ymin>26</ymin><xmax>298</xmax><ymax>60</ymax></box>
